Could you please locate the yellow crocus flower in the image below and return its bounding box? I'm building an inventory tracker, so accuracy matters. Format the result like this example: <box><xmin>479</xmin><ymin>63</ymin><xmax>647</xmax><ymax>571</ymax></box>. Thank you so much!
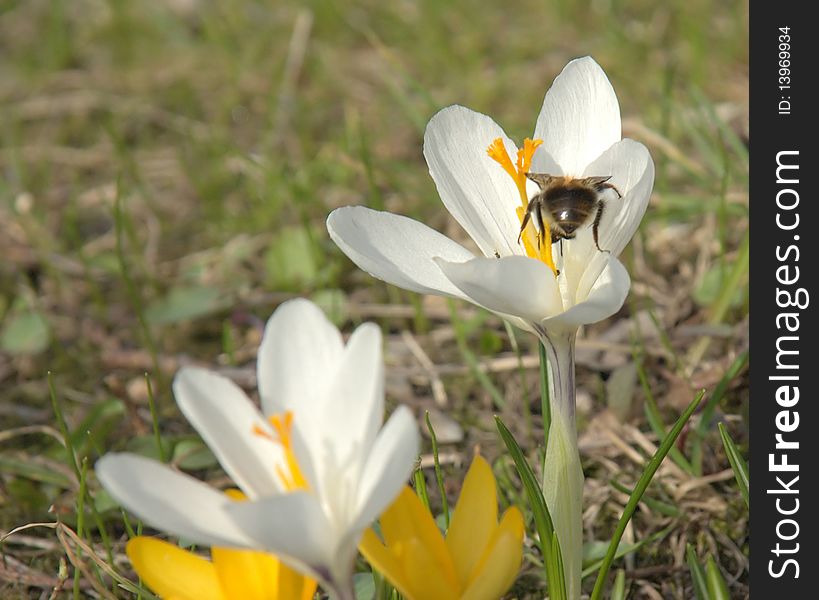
<box><xmin>360</xmin><ymin>455</ymin><xmax>524</xmax><ymax>600</ymax></box>
<box><xmin>126</xmin><ymin>536</ymin><xmax>316</xmax><ymax>600</ymax></box>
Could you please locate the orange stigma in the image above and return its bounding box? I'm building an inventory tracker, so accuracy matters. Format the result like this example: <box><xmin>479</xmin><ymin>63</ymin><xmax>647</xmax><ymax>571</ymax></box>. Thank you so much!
<box><xmin>486</xmin><ymin>137</ymin><xmax>557</xmax><ymax>275</ymax></box>
<box><xmin>253</xmin><ymin>411</ymin><xmax>309</xmax><ymax>492</ymax></box>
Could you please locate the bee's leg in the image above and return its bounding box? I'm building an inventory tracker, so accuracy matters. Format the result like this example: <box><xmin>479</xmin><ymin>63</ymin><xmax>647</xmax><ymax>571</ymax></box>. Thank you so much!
<box><xmin>518</xmin><ymin>209</ymin><xmax>531</xmax><ymax>244</ymax></box>
<box><xmin>592</xmin><ymin>201</ymin><xmax>610</xmax><ymax>253</ymax></box>
<box><xmin>598</xmin><ymin>182</ymin><xmax>622</xmax><ymax>199</ymax></box>
<box><xmin>532</xmin><ymin>206</ymin><xmax>545</xmax><ymax>249</ymax></box>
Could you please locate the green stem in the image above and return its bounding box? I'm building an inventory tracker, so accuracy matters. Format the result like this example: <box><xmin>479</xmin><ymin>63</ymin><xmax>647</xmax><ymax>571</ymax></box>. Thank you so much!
<box><xmin>538</xmin><ymin>330</ymin><xmax>582</xmax><ymax>600</ymax></box>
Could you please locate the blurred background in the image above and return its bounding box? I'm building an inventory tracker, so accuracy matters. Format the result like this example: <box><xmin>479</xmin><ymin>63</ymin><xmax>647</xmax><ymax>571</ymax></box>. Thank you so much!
<box><xmin>0</xmin><ymin>1</ymin><xmax>748</xmax><ymax>598</ymax></box>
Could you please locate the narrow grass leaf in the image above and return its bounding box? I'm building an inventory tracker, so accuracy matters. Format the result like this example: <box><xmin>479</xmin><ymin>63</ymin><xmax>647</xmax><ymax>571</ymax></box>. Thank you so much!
<box><xmin>495</xmin><ymin>416</ymin><xmax>564</xmax><ymax>598</ymax></box>
<box><xmin>414</xmin><ymin>469</ymin><xmax>430</xmax><ymax>511</ymax></box>
<box><xmin>425</xmin><ymin>410</ymin><xmax>449</xmax><ymax>529</ymax></box>
<box><xmin>718</xmin><ymin>422</ymin><xmax>749</xmax><ymax>508</ymax></box>
<box><xmin>551</xmin><ymin>532</ymin><xmax>567</xmax><ymax>600</ymax></box>
<box><xmin>635</xmin><ymin>357</ymin><xmax>695</xmax><ymax>474</ymax></box>
<box><xmin>581</xmin><ymin>526</ymin><xmax>673</xmax><ymax>578</ymax></box>
<box><xmin>691</xmin><ymin>351</ymin><xmax>748</xmax><ymax>474</ymax></box>
<box><xmin>590</xmin><ymin>390</ymin><xmax>704</xmax><ymax>600</ymax></box>
<box><xmin>686</xmin><ymin>544</ymin><xmax>709</xmax><ymax>600</ymax></box>
<box><xmin>609</xmin><ymin>479</ymin><xmax>681</xmax><ymax>517</ymax></box>
<box><xmin>611</xmin><ymin>569</ymin><xmax>627</xmax><ymax>600</ymax></box>
<box><xmin>705</xmin><ymin>556</ymin><xmax>731</xmax><ymax>600</ymax></box>
<box><xmin>448</xmin><ymin>301</ymin><xmax>505</xmax><ymax>409</ymax></box>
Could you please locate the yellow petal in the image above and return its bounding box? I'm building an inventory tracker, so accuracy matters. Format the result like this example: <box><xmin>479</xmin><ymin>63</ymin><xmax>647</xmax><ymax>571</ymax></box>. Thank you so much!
<box><xmin>403</xmin><ymin>538</ymin><xmax>460</xmax><ymax>600</ymax></box>
<box><xmin>224</xmin><ymin>488</ymin><xmax>247</xmax><ymax>501</ymax></box>
<box><xmin>445</xmin><ymin>455</ymin><xmax>498</xmax><ymax>585</ymax></box>
<box><xmin>277</xmin><ymin>560</ymin><xmax>318</xmax><ymax>600</ymax></box>
<box><xmin>460</xmin><ymin>507</ymin><xmax>525</xmax><ymax>600</ymax></box>
<box><xmin>211</xmin><ymin>546</ymin><xmax>280</xmax><ymax>600</ymax></box>
<box><xmin>359</xmin><ymin>528</ymin><xmax>417</xmax><ymax>599</ymax></box>
<box><xmin>380</xmin><ymin>487</ymin><xmax>458</xmax><ymax>590</ymax></box>
<box><xmin>127</xmin><ymin>537</ymin><xmax>223</xmax><ymax>600</ymax></box>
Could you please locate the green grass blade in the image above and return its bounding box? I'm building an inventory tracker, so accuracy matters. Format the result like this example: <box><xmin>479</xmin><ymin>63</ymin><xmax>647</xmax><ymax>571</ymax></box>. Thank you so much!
<box><xmin>581</xmin><ymin>526</ymin><xmax>673</xmax><ymax>578</ymax></box>
<box><xmin>686</xmin><ymin>544</ymin><xmax>709</xmax><ymax>600</ymax></box>
<box><xmin>718</xmin><ymin>422</ymin><xmax>749</xmax><ymax>508</ymax></box>
<box><xmin>609</xmin><ymin>479</ymin><xmax>681</xmax><ymax>517</ymax></box>
<box><xmin>635</xmin><ymin>357</ymin><xmax>695</xmax><ymax>474</ymax></box>
<box><xmin>691</xmin><ymin>351</ymin><xmax>748</xmax><ymax>473</ymax></box>
<box><xmin>448</xmin><ymin>301</ymin><xmax>505</xmax><ymax>409</ymax></box>
<box><xmin>705</xmin><ymin>556</ymin><xmax>731</xmax><ymax>600</ymax></box>
<box><xmin>495</xmin><ymin>416</ymin><xmax>564</xmax><ymax>598</ymax></box>
<box><xmin>590</xmin><ymin>390</ymin><xmax>705</xmax><ymax>600</ymax></box>
<box><xmin>414</xmin><ymin>469</ymin><xmax>430</xmax><ymax>511</ymax></box>
<box><xmin>551</xmin><ymin>532</ymin><xmax>567</xmax><ymax>600</ymax></box>
<box><xmin>424</xmin><ymin>411</ymin><xmax>450</xmax><ymax>529</ymax></box>
<box><xmin>610</xmin><ymin>569</ymin><xmax>627</xmax><ymax>600</ymax></box>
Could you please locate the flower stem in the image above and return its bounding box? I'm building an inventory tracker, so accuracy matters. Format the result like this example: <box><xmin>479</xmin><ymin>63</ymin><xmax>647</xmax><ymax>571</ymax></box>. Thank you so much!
<box><xmin>329</xmin><ymin>581</ymin><xmax>356</xmax><ymax>600</ymax></box>
<box><xmin>539</xmin><ymin>331</ymin><xmax>577</xmax><ymax>426</ymax></box>
<box><xmin>538</xmin><ymin>330</ymin><xmax>583</xmax><ymax>600</ymax></box>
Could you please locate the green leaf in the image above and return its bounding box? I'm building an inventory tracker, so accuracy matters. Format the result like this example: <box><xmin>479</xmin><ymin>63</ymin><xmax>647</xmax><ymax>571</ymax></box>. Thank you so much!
<box><xmin>310</xmin><ymin>288</ymin><xmax>348</xmax><ymax>326</ymax></box>
<box><xmin>581</xmin><ymin>526</ymin><xmax>673</xmax><ymax>578</ymax></box>
<box><xmin>495</xmin><ymin>416</ymin><xmax>564</xmax><ymax>599</ymax></box>
<box><xmin>0</xmin><ymin>455</ymin><xmax>73</xmax><ymax>488</ymax></box>
<box><xmin>705</xmin><ymin>555</ymin><xmax>731</xmax><ymax>600</ymax></box>
<box><xmin>1</xmin><ymin>310</ymin><xmax>50</xmax><ymax>355</ymax></box>
<box><xmin>354</xmin><ymin>572</ymin><xmax>376</xmax><ymax>600</ymax></box>
<box><xmin>692</xmin><ymin>351</ymin><xmax>748</xmax><ymax>474</ymax></box>
<box><xmin>718</xmin><ymin>422</ymin><xmax>749</xmax><ymax>508</ymax></box>
<box><xmin>686</xmin><ymin>544</ymin><xmax>709</xmax><ymax>600</ymax></box>
<box><xmin>265</xmin><ymin>226</ymin><xmax>320</xmax><ymax>291</ymax></box>
<box><xmin>173</xmin><ymin>439</ymin><xmax>219</xmax><ymax>470</ymax></box>
<box><xmin>145</xmin><ymin>285</ymin><xmax>226</xmax><ymax>324</ymax></box>
<box><xmin>693</xmin><ymin>263</ymin><xmax>744</xmax><ymax>308</ymax></box>
<box><xmin>69</xmin><ymin>398</ymin><xmax>125</xmax><ymax>456</ymax></box>
<box><xmin>424</xmin><ymin>411</ymin><xmax>449</xmax><ymax>530</ymax></box>
<box><xmin>611</xmin><ymin>569</ymin><xmax>627</xmax><ymax>600</ymax></box>
<box><xmin>551</xmin><ymin>532</ymin><xmax>568</xmax><ymax>600</ymax></box>
<box><xmin>590</xmin><ymin>390</ymin><xmax>705</xmax><ymax>600</ymax></box>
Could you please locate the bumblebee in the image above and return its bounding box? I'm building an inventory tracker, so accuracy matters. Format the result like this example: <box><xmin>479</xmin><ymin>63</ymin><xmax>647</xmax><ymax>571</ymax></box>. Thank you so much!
<box><xmin>519</xmin><ymin>174</ymin><xmax>622</xmax><ymax>252</ymax></box>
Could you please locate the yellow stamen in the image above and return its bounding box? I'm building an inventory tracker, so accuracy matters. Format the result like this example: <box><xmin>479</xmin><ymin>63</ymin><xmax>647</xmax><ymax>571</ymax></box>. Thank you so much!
<box><xmin>253</xmin><ymin>411</ymin><xmax>309</xmax><ymax>492</ymax></box>
<box><xmin>486</xmin><ymin>137</ymin><xmax>558</xmax><ymax>275</ymax></box>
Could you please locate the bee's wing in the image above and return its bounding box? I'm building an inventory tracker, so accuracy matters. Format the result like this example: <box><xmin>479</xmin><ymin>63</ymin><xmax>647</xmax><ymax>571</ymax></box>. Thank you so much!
<box><xmin>578</xmin><ymin>175</ymin><xmax>610</xmax><ymax>186</ymax></box>
<box><xmin>525</xmin><ymin>173</ymin><xmax>558</xmax><ymax>190</ymax></box>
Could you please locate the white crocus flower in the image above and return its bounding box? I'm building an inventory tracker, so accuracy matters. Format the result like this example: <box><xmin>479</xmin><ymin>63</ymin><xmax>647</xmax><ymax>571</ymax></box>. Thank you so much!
<box><xmin>327</xmin><ymin>57</ymin><xmax>654</xmax><ymax>600</ymax></box>
<box><xmin>327</xmin><ymin>56</ymin><xmax>653</xmax><ymax>356</ymax></box>
<box><xmin>96</xmin><ymin>299</ymin><xmax>420</xmax><ymax>600</ymax></box>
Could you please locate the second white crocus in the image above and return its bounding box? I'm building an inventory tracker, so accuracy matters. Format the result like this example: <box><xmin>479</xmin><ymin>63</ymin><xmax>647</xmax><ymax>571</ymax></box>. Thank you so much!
<box><xmin>328</xmin><ymin>56</ymin><xmax>654</xmax><ymax>599</ymax></box>
<box><xmin>96</xmin><ymin>299</ymin><xmax>419</xmax><ymax>600</ymax></box>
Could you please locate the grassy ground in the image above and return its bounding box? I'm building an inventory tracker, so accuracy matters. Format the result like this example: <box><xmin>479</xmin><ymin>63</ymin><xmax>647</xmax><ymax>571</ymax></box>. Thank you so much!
<box><xmin>0</xmin><ymin>0</ymin><xmax>748</xmax><ymax>598</ymax></box>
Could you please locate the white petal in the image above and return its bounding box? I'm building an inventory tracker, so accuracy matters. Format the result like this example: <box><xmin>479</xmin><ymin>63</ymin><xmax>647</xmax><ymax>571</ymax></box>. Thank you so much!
<box><xmin>225</xmin><ymin>492</ymin><xmax>336</xmax><ymax>578</ymax></box>
<box><xmin>352</xmin><ymin>405</ymin><xmax>420</xmax><ymax>530</ymax></box>
<box><xmin>543</xmin><ymin>257</ymin><xmax>630</xmax><ymax>330</ymax></box>
<box><xmin>424</xmin><ymin>105</ymin><xmax>524</xmax><ymax>256</ymax></box>
<box><xmin>435</xmin><ymin>255</ymin><xmax>564</xmax><ymax>324</ymax></box>
<box><xmin>96</xmin><ymin>454</ymin><xmax>253</xmax><ymax>548</ymax></box>
<box><xmin>307</xmin><ymin>322</ymin><xmax>385</xmax><ymax>504</ymax></box>
<box><xmin>529</xmin><ymin>146</ymin><xmax>564</xmax><ymax>176</ymax></box>
<box><xmin>327</xmin><ymin>206</ymin><xmax>475</xmax><ymax>298</ymax></box>
<box><xmin>173</xmin><ymin>368</ymin><xmax>284</xmax><ymax>498</ymax></box>
<box><xmin>583</xmin><ymin>138</ymin><xmax>654</xmax><ymax>257</ymax></box>
<box><xmin>257</xmin><ymin>298</ymin><xmax>344</xmax><ymax>417</ymax></box>
<box><xmin>533</xmin><ymin>57</ymin><xmax>621</xmax><ymax>176</ymax></box>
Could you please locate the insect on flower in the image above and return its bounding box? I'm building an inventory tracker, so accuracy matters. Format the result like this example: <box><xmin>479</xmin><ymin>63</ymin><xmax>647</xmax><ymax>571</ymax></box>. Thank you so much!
<box><xmin>519</xmin><ymin>173</ymin><xmax>622</xmax><ymax>253</ymax></box>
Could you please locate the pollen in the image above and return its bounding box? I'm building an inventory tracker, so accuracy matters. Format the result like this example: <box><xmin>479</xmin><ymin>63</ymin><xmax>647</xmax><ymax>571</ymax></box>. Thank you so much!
<box><xmin>486</xmin><ymin>137</ymin><xmax>557</xmax><ymax>275</ymax></box>
<box><xmin>253</xmin><ymin>411</ymin><xmax>309</xmax><ymax>492</ymax></box>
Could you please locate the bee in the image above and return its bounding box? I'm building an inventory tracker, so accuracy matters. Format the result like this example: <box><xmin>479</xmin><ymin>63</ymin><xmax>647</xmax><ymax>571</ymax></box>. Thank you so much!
<box><xmin>518</xmin><ymin>174</ymin><xmax>622</xmax><ymax>253</ymax></box>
